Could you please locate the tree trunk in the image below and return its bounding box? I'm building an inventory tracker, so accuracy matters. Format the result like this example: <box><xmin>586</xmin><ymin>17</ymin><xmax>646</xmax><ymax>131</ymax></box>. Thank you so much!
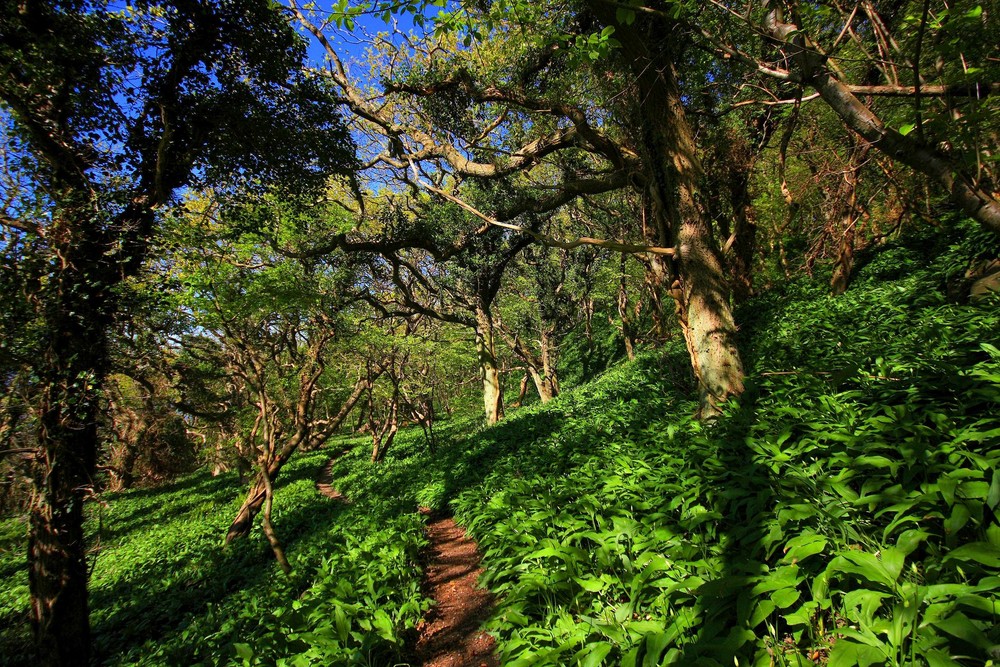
<box><xmin>673</xmin><ymin>220</ymin><xmax>745</xmax><ymax>417</ymax></box>
<box><xmin>226</xmin><ymin>453</ymin><xmax>289</xmax><ymax>545</ymax></box>
<box><xmin>538</xmin><ymin>329</ymin><xmax>560</xmax><ymax>400</ymax></box>
<box><xmin>512</xmin><ymin>373</ymin><xmax>530</xmax><ymax>407</ymax></box>
<box><xmin>225</xmin><ymin>376</ymin><xmax>367</xmax><ymax>544</ymax></box>
<box><xmin>729</xmin><ymin>174</ymin><xmax>758</xmax><ymax>303</ymax></box>
<box><xmin>260</xmin><ymin>466</ymin><xmax>291</xmax><ymax>574</ymax></box>
<box><xmin>475</xmin><ymin>305</ymin><xmax>504</xmax><ymax>425</ymax></box>
<box><xmin>593</xmin><ymin>4</ymin><xmax>745</xmax><ymax>417</ymax></box>
<box><xmin>371</xmin><ymin>391</ymin><xmax>400</xmax><ymax>463</ymax></box>
<box><xmin>617</xmin><ymin>254</ymin><xmax>637</xmax><ymax>359</ymax></box>
<box><xmin>639</xmin><ymin>253</ymin><xmax>673</xmax><ymax>342</ymax></box>
<box><xmin>830</xmin><ymin>143</ymin><xmax>869</xmax><ymax>296</ymax></box>
<box><xmin>526</xmin><ymin>366</ymin><xmax>557</xmax><ymax>403</ymax></box>
<box><xmin>28</xmin><ymin>222</ymin><xmax>111</xmax><ymax>667</ymax></box>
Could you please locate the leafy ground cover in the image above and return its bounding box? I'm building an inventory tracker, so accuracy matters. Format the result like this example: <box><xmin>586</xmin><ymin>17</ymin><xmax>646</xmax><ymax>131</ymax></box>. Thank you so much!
<box><xmin>444</xmin><ymin>226</ymin><xmax>1000</xmax><ymax>666</ymax></box>
<box><xmin>1</xmin><ymin>223</ymin><xmax>997</xmax><ymax>666</ymax></box>
<box><xmin>0</xmin><ymin>448</ymin><xmax>429</xmax><ymax>666</ymax></box>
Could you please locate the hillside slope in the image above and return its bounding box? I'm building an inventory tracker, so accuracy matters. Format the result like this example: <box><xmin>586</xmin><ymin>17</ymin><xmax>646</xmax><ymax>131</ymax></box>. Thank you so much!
<box><xmin>1</xmin><ymin>223</ymin><xmax>998</xmax><ymax>666</ymax></box>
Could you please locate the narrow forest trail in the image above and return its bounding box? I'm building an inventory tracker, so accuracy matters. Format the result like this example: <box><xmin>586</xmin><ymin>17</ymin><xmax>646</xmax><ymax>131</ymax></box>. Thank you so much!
<box><xmin>413</xmin><ymin>509</ymin><xmax>498</xmax><ymax>667</ymax></box>
<box><xmin>315</xmin><ymin>457</ymin><xmax>348</xmax><ymax>502</ymax></box>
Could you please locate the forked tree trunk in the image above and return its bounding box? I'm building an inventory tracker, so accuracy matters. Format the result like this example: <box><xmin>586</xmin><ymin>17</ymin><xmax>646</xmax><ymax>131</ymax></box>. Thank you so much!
<box><xmin>499</xmin><ymin>325</ymin><xmax>559</xmax><ymax>404</ymax></box>
<box><xmin>830</xmin><ymin>143</ymin><xmax>870</xmax><ymax>296</ymax></box>
<box><xmin>640</xmin><ymin>253</ymin><xmax>674</xmax><ymax>342</ymax></box>
<box><xmin>475</xmin><ymin>305</ymin><xmax>504</xmax><ymax>425</ymax></box>
<box><xmin>526</xmin><ymin>365</ymin><xmax>558</xmax><ymax>403</ymax></box>
<box><xmin>617</xmin><ymin>254</ymin><xmax>638</xmax><ymax>359</ymax></box>
<box><xmin>371</xmin><ymin>391</ymin><xmax>400</xmax><ymax>463</ymax></box>
<box><xmin>225</xmin><ymin>376</ymin><xmax>369</xmax><ymax>544</ymax></box>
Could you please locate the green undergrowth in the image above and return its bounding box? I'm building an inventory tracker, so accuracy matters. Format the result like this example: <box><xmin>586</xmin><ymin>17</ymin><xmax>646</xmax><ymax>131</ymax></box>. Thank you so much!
<box><xmin>0</xmin><ymin>448</ymin><xmax>430</xmax><ymax>666</ymax></box>
<box><xmin>443</xmin><ymin>226</ymin><xmax>1000</xmax><ymax>665</ymax></box>
<box><xmin>1</xmin><ymin>222</ymin><xmax>998</xmax><ymax>666</ymax></box>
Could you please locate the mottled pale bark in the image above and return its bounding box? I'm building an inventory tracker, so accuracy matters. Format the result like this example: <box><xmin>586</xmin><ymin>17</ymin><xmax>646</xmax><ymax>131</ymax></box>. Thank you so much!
<box><xmin>590</xmin><ymin>1</ymin><xmax>745</xmax><ymax>417</ymax></box>
<box><xmin>475</xmin><ymin>306</ymin><xmax>504</xmax><ymax>425</ymax></box>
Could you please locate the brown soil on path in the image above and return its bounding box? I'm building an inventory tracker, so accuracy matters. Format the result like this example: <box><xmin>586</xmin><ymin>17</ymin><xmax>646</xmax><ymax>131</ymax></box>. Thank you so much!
<box><xmin>315</xmin><ymin>457</ymin><xmax>349</xmax><ymax>502</ymax></box>
<box><xmin>414</xmin><ymin>509</ymin><xmax>498</xmax><ymax>667</ymax></box>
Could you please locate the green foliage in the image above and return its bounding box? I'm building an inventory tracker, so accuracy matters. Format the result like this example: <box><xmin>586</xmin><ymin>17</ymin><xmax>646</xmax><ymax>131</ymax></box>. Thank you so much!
<box><xmin>2</xmin><ymin>224</ymin><xmax>998</xmax><ymax>665</ymax></box>
<box><xmin>444</xmin><ymin>227</ymin><xmax>1000</xmax><ymax>665</ymax></box>
<box><xmin>0</xmin><ymin>449</ymin><xmax>429</xmax><ymax>666</ymax></box>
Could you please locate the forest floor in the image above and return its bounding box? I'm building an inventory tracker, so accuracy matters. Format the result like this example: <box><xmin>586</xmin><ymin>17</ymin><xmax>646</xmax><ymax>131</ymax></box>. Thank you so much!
<box><xmin>412</xmin><ymin>508</ymin><xmax>497</xmax><ymax>667</ymax></box>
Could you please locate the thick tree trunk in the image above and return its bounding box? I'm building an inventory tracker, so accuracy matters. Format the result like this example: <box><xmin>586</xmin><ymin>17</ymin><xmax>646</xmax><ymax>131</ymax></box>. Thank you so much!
<box><xmin>28</xmin><ymin>225</ymin><xmax>111</xmax><ymax>667</ymax></box>
<box><xmin>538</xmin><ymin>330</ymin><xmax>559</xmax><ymax>400</ymax></box>
<box><xmin>674</xmin><ymin>222</ymin><xmax>745</xmax><ymax>417</ymax></box>
<box><xmin>593</xmin><ymin>3</ymin><xmax>745</xmax><ymax>417</ymax></box>
<box><xmin>526</xmin><ymin>366</ymin><xmax>557</xmax><ymax>403</ymax></box>
<box><xmin>226</xmin><ymin>453</ymin><xmax>290</xmax><ymax>545</ymax></box>
<box><xmin>475</xmin><ymin>305</ymin><xmax>504</xmax><ymax>425</ymax></box>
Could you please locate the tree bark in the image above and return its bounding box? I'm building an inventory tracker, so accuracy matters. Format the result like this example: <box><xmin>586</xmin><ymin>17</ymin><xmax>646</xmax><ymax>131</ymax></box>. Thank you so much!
<box><xmin>592</xmin><ymin>3</ymin><xmax>745</xmax><ymax>417</ymax></box>
<box><xmin>225</xmin><ymin>375</ymin><xmax>368</xmax><ymax>544</ymax></box>
<box><xmin>830</xmin><ymin>143</ymin><xmax>870</xmax><ymax>295</ymax></box>
<box><xmin>617</xmin><ymin>254</ymin><xmax>637</xmax><ymax>359</ymax></box>
<box><xmin>475</xmin><ymin>305</ymin><xmax>504</xmax><ymax>425</ymax></box>
<box><xmin>28</xmin><ymin>215</ymin><xmax>112</xmax><ymax>667</ymax></box>
<box><xmin>260</xmin><ymin>467</ymin><xmax>291</xmax><ymax>575</ymax></box>
<box><xmin>371</xmin><ymin>389</ymin><xmax>400</xmax><ymax>463</ymax></box>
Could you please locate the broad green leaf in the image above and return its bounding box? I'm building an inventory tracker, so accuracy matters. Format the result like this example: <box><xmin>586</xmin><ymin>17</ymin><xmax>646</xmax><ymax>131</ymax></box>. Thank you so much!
<box><xmin>987</xmin><ymin>469</ymin><xmax>1000</xmax><ymax>509</ymax></box>
<box><xmin>827</xmin><ymin>552</ymin><xmax>898</xmax><ymax>589</ymax></box>
<box><xmin>751</xmin><ymin>565</ymin><xmax>801</xmax><ymax>594</ymax></box>
<box><xmin>929</xmin><ymin>611</ymin><xmax>993</xmax><ymax>649</ymax></box>
<box><xmin>828</xmin><ymin>639</ymin><xmax>886</xmax><ymax>667</ymax></box>
<box><xmin>781</xmin><ymin>534</ymin><xmax>827</xmax><ymax>564</ymax></box>
<box><xmin>843</xmin><ymin>588</ymin><xmax>891</xmax><ymax>624</ymax></box>
<box><xmin>771</xmin><ymin>586</ymin><xmax>801</xmax><ymax>609</ymax></box>
<box><xmin>896</xmin><ymin>529</ymin><xmax>930</xmax><ymax>555</ymax></box>
<box><xmin>576</xmin><ymin>641</ymin><xmax>613</xmax><ymax>667</ymax></box>
<box><xmin>922</xmin><ymin>649</ymin><xmax>964</xmax><ymax>667</ymax></box>
<box><xmin>944</xmin><ymin>542</ymin><xmax>1000</xmax><ymax>567</ymax></box>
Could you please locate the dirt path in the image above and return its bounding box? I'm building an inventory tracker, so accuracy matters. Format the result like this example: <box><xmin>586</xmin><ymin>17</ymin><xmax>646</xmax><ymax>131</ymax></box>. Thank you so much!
<box><xmin>315</xmin><ymin>458</ymin><xmax>348</xmax><ymax>502</ymax></box>
<box><xmin>414</xmin><ymin>510</ymin><xmax>498</xmax><ymax>667</ymax></box>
